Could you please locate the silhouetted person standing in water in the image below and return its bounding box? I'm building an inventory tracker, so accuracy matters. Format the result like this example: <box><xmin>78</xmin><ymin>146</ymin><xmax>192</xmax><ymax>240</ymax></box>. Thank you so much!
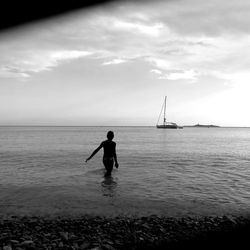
<box><xmin>86</xmin><ymin>131</ymin><xmax>119</xmax><ymax>176</ymax></box>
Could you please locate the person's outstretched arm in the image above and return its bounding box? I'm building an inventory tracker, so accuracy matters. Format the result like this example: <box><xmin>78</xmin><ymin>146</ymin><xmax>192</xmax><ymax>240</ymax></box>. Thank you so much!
<box><xmin>114</xmin><ymin>144</ymin><xmax>119</xmax><ymax>168</ymax></box>
<box><xmin>85</xmin><ymin>142</ymin><xmax>103</xmax><ymax>162</ymax></box>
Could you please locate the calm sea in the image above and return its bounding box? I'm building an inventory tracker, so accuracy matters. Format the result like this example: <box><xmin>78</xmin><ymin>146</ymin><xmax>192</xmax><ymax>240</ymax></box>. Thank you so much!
<box><xmin>0</xmin><ymin>126</ymin><xmax>249</xmax><ymax>217</ymax></box>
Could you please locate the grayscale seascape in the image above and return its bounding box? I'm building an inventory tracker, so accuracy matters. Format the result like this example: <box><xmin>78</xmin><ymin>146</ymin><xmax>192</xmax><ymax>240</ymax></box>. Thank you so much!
<box><xmin>1</xmin><ymin>0</ymin><xmax>250</xmax><ymax>247</ymax></box>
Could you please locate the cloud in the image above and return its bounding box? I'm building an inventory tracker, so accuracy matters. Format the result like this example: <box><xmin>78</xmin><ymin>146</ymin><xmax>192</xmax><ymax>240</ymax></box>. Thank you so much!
<box><xmin>102</xmin><ymin>58</ymin><xmax>127</xmax><ymax>65</ymax></box>
<box><xmin>137</xmin><ymin>0</ymin><xmax>250</xmax><ymax>36</ymax></box>
<box><xmin>0</xmin><ymin>66</ymin><xmax>30</xmax><ymax>78</ymax></box>
<box><xmin>150</xmin><ymin>69</ymin><xmax>162</xmax><ymax>75</ymax></box>
<box><xmin>151</xmin><ymin>68</ymin><xmax>199</xmax><ymax>82</ymax></box>
<box><xmin>50</xmin><ymin>50</ymin><xmax>92</xmax><ymax>62</ymax></box>
<box><xmin>1</xmin><ymin>0</ymin><xmax>250</xmax><ymax>83</ymax></box>
<box><xmin>160</xmin><ymin>69</ymin><xmax>198</xmax><ymax>81</ymax></box>
<box><xmin>113</xmin><ymin>20</ymin><xmax>164</xmax><ymax>37</ymax></box>
<box><xmin>0</xmin><ymin>50</ymin><xmax>92</xmax><ymax>78</ymax></box>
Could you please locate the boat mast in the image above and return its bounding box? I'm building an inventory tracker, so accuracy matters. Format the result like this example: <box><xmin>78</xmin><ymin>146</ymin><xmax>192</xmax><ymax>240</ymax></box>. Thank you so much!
<box><xmin>163</xmin><ymin>96</ymin><xmax>166</xmax><ymax>125</ymax></box>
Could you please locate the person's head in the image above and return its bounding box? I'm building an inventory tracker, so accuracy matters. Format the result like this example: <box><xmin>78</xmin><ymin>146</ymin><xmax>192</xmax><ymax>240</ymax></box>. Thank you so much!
<box><xmin>107</xmin><ymin>131</ymin><xmax>114</xmax><ymax>141</ymax></box>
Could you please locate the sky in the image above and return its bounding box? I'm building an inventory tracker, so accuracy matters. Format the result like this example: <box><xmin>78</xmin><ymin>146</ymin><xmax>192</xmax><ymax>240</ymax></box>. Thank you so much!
<box><xmin>0</xmin><ymin>0</ymin><xmax>250</xmax><ymax>126</ymax></box>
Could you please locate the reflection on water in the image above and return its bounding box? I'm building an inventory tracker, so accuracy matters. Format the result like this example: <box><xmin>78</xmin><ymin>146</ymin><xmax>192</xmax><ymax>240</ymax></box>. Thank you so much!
<box><xmin>101</xmin><ymin>176</ymin><xmax>117</xmax><ymax>197</ymax></box>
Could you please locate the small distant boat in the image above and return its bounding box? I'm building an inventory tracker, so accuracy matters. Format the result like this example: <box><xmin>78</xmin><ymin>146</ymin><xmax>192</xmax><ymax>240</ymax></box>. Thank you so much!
<box><xmin>156</xmin><ymin>96</ymin><xmax>182</xmax><ymax>129</ymax></box>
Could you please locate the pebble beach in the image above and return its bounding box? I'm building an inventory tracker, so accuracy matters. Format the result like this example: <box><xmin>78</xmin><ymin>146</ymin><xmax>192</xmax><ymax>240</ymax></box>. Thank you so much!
<box><xmin>0</xmin><ymin>215</ymin><xmax>250</xmax><ymax>250</ymax></box>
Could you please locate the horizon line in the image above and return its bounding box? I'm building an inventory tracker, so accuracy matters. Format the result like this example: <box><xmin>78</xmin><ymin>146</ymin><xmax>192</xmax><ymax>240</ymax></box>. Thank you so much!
<box><xmin>0</xmin><ymin>125</ymin><xmax>250</xmax><ymax>128</ymax></box>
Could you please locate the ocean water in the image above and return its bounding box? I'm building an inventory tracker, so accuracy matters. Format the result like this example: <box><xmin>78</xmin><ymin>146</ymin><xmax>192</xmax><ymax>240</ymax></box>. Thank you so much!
<box><xmin>0</xmin><ymin>126</ymin><xmax>249</xmax><ymax>218</ymax></box>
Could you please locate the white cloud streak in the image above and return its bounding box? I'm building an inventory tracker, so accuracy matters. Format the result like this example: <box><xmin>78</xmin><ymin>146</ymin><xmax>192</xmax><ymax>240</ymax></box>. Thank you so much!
<box><xmin>113</xmin><ymin>20</ymin><xmax>164</xmax><ymax>37</ymax></box>
<box><xmin>160</xmin><ymin>70</ymin><xmax>199</xmax><ymax>81</ymax></box>
<box><xmin>0</xmin><ymin>50</ymin><xmax>92</xmax><ymax>78</ymax></box>
<box><xmin>151</xmin><ymin>68</ymin><xmax>199</xmax><ymax>81</ymax></box>
<box><xmin>150</xmin><ymin>69</ymin><xmax>162</xmax><ymax>75</ymax></box>
<box><xmin>102</xmin><ymin>58</ymin><xmax>127</xmax><ymax>65</ymax></box>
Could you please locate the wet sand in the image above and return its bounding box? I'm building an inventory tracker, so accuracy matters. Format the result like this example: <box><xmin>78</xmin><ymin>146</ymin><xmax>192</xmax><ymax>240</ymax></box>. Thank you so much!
<box><xmin>0</xmin><ymin>215</ymin><xmax>250</xmax><ymax>249</ymax></box>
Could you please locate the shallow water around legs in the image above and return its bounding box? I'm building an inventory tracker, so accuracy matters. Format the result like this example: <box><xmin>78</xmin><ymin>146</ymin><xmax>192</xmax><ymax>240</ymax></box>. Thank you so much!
<box><xmin>0</xmin><ymin>126</ymin><xmax>250</xmax><ymax>217</ymax></box>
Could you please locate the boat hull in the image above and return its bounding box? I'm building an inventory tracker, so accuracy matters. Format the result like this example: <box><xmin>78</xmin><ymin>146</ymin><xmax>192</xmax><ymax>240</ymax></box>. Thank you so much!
<box><xmin>156</xmin><ymin>125</ymin><xmax>178</xmax><ymax>129</ymax></box>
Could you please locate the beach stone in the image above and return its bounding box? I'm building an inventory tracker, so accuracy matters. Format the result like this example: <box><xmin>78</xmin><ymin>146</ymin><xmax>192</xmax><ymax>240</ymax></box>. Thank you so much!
<box><xmin>102</xmin><ymin>239</ymin><xmax>114</xmax><ymax>246</ymax></box>
<box><xmin>51</xmin><ymin>242</ymin><xmax>57</xmax><ymax>248</ymax></box>
<box><xmin>3</xmin><ymin>245</ymin><xmax>12</xmax><ymax>250</ymax></box>
<box><xmin>58</xmin><ymin>241</ymin><xmax>64</xmax><ymax>247</ymax></box>
<box><xmin>20</xmin><ymin>240</ymin><xmax>34</xmax><ymax>246</ymax></box>
<box><xmin>73</xmin><ymin>242</ymin><xmax>79</xmax><ymax>249</ymax></box>
<box><xmin>59</xmin><ymin>231</ymin><xmax>69</xmax><ymax>241</ymax></box>
<box><xmin>79</xmin><ymin>242</ymin><xmax>91</xmax><ymax>249</ymax></box>
<box><xmin>10</xmin><ymin>240</ymin><xmax>19</xmax><ymax>244</ymax></box>
<box><xmin>69</xmin><ymin>233</ymin><xmax>78</xmax><ymax>240</ymax></box>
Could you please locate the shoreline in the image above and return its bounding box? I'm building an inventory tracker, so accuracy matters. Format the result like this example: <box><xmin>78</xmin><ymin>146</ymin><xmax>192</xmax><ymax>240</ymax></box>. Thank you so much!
<box><xmin>0</xmin><ymin>215</ymin><xmax>250</xmax><ymax>249</ymax></box>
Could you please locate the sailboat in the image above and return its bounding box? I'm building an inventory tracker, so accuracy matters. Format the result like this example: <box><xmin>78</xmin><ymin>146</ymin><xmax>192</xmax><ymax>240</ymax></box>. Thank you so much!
<box><xmin>156</xmin><ymin>96</ymin><xmax>182</xmax><ymax>129</ymax></box>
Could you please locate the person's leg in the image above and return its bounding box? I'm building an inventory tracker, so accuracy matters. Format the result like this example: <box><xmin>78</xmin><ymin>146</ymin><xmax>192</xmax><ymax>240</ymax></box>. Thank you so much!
<box><xmin>103</xmin><ymin>158</ymin><xmax>114</xmax><ymax>176</ymax></box>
